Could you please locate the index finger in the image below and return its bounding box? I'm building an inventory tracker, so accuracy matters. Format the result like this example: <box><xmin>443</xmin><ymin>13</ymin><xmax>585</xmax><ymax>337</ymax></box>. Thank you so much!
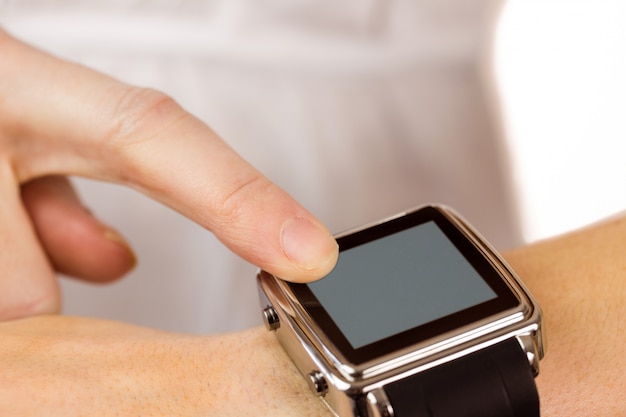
<box><xmin>0</xmin><ymin>30</ymin><xmax>338</xmax><ymax>282</ymax></box>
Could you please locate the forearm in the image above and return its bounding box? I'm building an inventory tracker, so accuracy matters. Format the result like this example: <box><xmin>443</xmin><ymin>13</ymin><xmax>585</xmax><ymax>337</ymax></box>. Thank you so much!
<box><xmin>505</xmin><ymin>213</ymin><xmax>626</xmax><ymax>416</ymax></box>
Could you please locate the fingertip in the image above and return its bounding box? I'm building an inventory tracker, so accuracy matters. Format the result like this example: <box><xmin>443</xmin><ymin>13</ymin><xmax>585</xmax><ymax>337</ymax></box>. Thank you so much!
<box><xmin>277</xmin><ymin>217</ymin><xmax>338</xmax><ymax>283</ymax></box>
<box><xmin>67</xmin><ymin>225</ymin><xmax>138</xmax><ymax>283</ymax></box>
<box><xmin>47</xmin><ymin>219</ymin><xmax>137</xmax><ymax>283</ymax></box>
<box><xmin>99</xmin><ymin>228</ymin><xmax>138</xmax><ymax>278</ymax></box>
<box><xmin>41</xmin><ymin>212</ymin><xmax>138</xmax><ymax>283</ymax></box>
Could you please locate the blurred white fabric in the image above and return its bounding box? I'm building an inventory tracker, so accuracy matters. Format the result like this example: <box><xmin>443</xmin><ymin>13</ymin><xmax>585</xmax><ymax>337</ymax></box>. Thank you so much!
<box><xmin>495</xmin><ymin>0</ymin><xmax>626</xmax><ymax>241</ymax></box>
<box><xmin>1</xmin><ymin>0</ymin><xmax>536</xmax><ymax>333</ymax></box>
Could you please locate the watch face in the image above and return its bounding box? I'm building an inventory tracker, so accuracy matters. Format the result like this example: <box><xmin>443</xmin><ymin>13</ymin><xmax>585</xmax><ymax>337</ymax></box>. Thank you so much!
<box><xmin>288</xmin><ymin>206</ymin><xmax>520</xmax><ymax>365</ymax></box>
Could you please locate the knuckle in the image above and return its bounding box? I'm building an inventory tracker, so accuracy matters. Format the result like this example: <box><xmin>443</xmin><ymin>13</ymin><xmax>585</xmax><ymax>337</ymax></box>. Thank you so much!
<box><xmin>105</xmin><ymin>86</ymin><xmax>185</xmax><ymax>147</ymax></box>
<box><xmin>217</xmin><ymin>174</ymin><xmax>274</xmax><ymax>224</ymax></box>
<box><xmin>101</xmin><ymin>86</ymin><xmax>188</xmax><ymax>180</ymax></box>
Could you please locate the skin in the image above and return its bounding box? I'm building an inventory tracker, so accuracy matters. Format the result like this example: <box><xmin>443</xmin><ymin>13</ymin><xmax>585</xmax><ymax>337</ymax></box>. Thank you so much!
<box><xmin>0</xmin><ymin>216</ymin><xmax>624</xmax><ymax>416</ymax></box>
<box><xmin>0</xmin><ymin>29</ymin><xmax>624</xmax><ymax>416</ymax></box>
<box><xmin>506</xmin><ymin>214</ymin><xmax>626</xmax><ymax>416</ymax></box>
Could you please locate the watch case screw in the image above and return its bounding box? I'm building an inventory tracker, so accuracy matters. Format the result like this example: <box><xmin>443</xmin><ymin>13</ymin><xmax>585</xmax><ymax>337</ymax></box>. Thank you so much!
<box><xmin>307</xmin><ymin>371</ymin><xmax>329</xmax><ymax>397</ymax></box>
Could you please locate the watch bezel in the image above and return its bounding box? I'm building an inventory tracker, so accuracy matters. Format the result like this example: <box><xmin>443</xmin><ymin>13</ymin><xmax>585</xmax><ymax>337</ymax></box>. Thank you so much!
<box><xmin>258</xmin><ymin>205</ymin><xmax>543</xmax><ymax>384</ymax></box>
<box><xmin>287</xmin><ymin>206</ymin><xmax>521</xmax><ymax>366</ymax></box>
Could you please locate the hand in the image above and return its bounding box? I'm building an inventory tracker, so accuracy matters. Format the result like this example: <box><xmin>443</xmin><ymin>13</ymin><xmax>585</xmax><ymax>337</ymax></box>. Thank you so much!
<box><xmin>0</xmin><ymin>214</ymin><xmax>624</xmax><ymax>416</ymax></box>
<box><xmin>0</xmin><ymin>29</ymin><xmax>338</xmax><ymax>320</ymax></box>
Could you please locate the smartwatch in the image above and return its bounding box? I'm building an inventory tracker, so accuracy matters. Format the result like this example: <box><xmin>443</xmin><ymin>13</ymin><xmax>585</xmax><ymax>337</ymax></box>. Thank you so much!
<box><xmin>258</xmin><ymin>205</ymin><xmax>545</xmax><ymax>417</ymax></box>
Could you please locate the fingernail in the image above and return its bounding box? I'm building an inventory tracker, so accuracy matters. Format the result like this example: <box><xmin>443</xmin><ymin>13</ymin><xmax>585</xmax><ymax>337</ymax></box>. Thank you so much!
<box><xmin>280</xmin><ymin>217</ymin><xmax>338</xmax><ymax>274</ymax></box>
<box><xmin>103</xmin><ymin>228</ymin><xmax>138</xmax><ymax>267</ymax></box>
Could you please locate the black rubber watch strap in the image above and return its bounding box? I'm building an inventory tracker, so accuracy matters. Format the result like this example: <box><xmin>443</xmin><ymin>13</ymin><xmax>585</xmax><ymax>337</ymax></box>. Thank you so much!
<box><xmin>384</xmin><ymin>338</ymin><xmax>539</xmax><ymax>417</ymax></box>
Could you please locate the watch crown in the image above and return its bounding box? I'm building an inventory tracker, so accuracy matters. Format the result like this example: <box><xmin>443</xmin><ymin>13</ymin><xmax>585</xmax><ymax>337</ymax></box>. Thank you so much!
<box><xmin>262</xmin><ymin>306</ymin><xmax>280</xmax><ymax>331</ymax></box>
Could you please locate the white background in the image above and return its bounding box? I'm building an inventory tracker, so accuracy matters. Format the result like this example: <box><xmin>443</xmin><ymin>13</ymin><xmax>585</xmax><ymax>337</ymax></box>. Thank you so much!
<box><xmin>496</xmin><ymin>0</ymin><xmax>626</xmax><ymax>242</ymax></box>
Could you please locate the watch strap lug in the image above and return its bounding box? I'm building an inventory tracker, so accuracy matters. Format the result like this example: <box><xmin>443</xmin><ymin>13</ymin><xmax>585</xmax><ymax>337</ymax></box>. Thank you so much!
<box><xmin>365</xmin><ymin>389</ymin><xmax>395</xmax><ymax>417</ymax></box>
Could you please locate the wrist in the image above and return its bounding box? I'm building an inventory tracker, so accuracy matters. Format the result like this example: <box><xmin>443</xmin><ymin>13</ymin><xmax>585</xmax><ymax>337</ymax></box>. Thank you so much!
<box><xmin>202</xmin><ymin>326</ymin><xmax>331</xmax><ymax>417</ymax></box>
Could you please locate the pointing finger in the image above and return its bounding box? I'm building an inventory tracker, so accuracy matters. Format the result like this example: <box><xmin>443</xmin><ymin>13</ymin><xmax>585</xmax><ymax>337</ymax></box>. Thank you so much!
<box><xmin>0</xmin><ymin>30</ymin><xmax>338</xmax><ymax>282</ymax></box>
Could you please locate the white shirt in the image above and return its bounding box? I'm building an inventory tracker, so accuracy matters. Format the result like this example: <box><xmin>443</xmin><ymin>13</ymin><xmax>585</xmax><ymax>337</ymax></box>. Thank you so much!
<box><xmin>1</xmin><ymin>0</ymin><xmax>521</xmax><ymax>333</ymax></box>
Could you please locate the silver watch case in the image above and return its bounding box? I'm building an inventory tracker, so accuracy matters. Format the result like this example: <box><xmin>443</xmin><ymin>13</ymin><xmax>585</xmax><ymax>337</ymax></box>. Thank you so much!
<box><xmin>257</xmin><ymin>205</ymin><xmax>545</xmax><ymax>417</ymax></box>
